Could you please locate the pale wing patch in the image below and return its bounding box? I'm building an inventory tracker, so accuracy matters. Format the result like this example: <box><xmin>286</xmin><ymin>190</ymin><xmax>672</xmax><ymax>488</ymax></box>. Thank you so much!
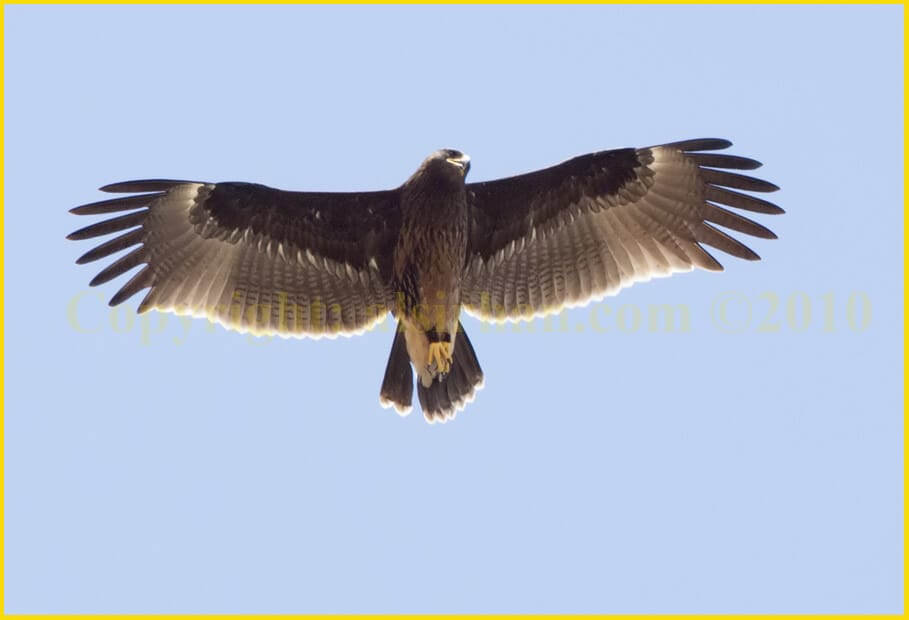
<box><xmin>157</xmin><ymin>300</ymin><xmax>391</xmax><ymax>340</ymax></box>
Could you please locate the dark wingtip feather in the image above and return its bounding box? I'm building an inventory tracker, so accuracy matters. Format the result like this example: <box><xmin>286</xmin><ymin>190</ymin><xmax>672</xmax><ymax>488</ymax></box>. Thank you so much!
<box><xmin>67</xmin><ymin>211</ymin><xmax>147</xmax><ymax>240</ymax></box>
<box><xmin>136</xmin><ymin>295</ymin><xmax>155</xmax><ymax>314</ymax></box>
<box><xmin>696</xmin><ymin>223</ymin><xmax>762</xmax><ymax>261</ymax></box>
<box><xmin>705</xmin><ymin>186</ymin><xmax>785</xmax><ymax>215</ymax></box>
<box><xmin>100</xmin><ymin>179</ymin><xmax>192</xmax><ymax>193</ymax></box>
<box><xmin>74</xmin><ymin>229</ymin><xmax>144</xmax><ymax>264</ymax></box>
<box><xmin>108</xmin><ymin>267</ymin><xmax>152</xmax><ymax>306</ymax></box>
<box><xmin>70</xmin><ymin>193</ymin><xmax>163</xmax><ymax>215</ymax></box>
<box><xmin>88</xmin><ymin>249</ymin><xmax>145</xmax><ymax>287</ymax></box>
<box><xmin>689</xmin><ymin>153</ymin><xmax>763</xmax><ymax>170</ymax></box>
<box><xmin>689</xmin><ymin>245</ymin><xmax>726</xmax><ymax>272</ymax></box>
<box><xmin>663</xmin><ymin>138</ymin><xmax>733</xmax><ymax>152</ymax></box>
<box><xmin>760</xmin><ymin>228</ymin><xmax>778</xmax><ymax>240</ymax></box>
<box><xmin>700</xmin><ymin>203</ymin><xmax>778</xmax><ymax>240</ymax></box>
<box><xmin>700</xmin><ymin>168</ymin><xmax>780</xmax><ymax>193</ymax></box>
<box><xmin>752</xmin><ymin>202</ymin><xmax>784</xmax><ymax>215</ymax></box>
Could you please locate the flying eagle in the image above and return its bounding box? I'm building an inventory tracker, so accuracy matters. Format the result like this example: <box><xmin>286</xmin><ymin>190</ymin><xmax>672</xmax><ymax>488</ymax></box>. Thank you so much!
<box><xmin>69</xmin><ymin>138</ymin><xmax>781</xmax><ymax>423</ymax></box>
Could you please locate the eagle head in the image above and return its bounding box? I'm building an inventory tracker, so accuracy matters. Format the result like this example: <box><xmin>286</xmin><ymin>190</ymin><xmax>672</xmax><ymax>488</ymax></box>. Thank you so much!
<box><xmin>424</xmin><ymin>148</ymin><xmax>471</xmax><ymax>179</ymax></box>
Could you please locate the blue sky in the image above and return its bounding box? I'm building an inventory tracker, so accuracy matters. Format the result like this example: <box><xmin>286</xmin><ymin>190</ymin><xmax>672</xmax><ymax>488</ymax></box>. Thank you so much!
<box><xmin>5</xmin><ymin>4</ymin><xmax>903</xmax><ymax>614</ymax></box>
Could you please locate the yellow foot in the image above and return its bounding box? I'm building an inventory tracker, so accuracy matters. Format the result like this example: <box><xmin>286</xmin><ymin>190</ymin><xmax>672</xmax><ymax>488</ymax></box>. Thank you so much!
<box><xmin>427</xmin><ymin>341</ymin><xmax>453</xmax><ymax>375</ymax></box>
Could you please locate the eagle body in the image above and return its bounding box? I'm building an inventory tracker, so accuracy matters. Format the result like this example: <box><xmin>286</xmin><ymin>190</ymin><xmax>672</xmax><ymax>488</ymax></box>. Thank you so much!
<box><xmin>69</xmin><ymin>138</ymin><xmax>782</xmax><ymax>423</ymax></box>
<box><xmin>389</xmin><ymin>150</ymin><xmax>477</xmax><ymax>410</ymax></box>
<box><xmin>394</xmin><ymin>150</ymin><xmax>469</xmax><ymax>334</ymax></box>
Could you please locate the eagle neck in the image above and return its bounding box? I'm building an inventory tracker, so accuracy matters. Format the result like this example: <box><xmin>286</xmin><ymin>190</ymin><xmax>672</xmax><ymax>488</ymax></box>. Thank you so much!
<box><xmin>400</xmin><ymin>173</ymin><xmax>468</xmax><ymax>229</ymax></box>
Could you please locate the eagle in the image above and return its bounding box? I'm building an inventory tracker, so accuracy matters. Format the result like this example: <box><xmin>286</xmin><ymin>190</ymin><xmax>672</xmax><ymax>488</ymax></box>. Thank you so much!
<box><xmin>69</xmin><ymin>138</ymin><xmax>781</xmax><ymax>423</ymax></box>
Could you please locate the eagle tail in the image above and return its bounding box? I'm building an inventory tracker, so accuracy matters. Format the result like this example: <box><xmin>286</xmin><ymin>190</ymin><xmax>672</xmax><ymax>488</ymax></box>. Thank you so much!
<box><xmin>418</xmin><ymin>322</ymin><xmax>484</xmax><ymax>423</ymax></box>
<box><xmin>379</xmin><ymin>322</ymin><xmax>414</xmax><ymax>415</ymax></box>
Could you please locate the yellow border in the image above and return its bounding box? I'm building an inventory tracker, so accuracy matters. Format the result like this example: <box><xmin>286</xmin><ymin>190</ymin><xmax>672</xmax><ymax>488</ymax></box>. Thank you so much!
<box><xmin>1</xmin><ymin>2</ymin><xmax>904</xmax><ymax>618</ymax></box>
<box><xmin>0</xmin><ymin>617</ymin><xmax>905</xmax><ymax>620</ymax></box>
<box><xmin>0</xmin><ymin>0</ymin><xmax>906</xmax><ymax>3</ymax></box>
<box><xmin>901</xmin><ymin>4</ymin><xmax>909</xmax><ymax>616</ymax></box>
<box><xmin>1</xmin><ymin>3</ymin><xmax>5</xmax><ymax>614</ymax></box>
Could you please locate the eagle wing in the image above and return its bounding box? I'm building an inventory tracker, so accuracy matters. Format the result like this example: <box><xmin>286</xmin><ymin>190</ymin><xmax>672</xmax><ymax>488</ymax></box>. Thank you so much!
<box><xmin>69</xmin><ymin>180</ymin><xmax>401</xmax><ymax>338</ymax></box>
<box><xmin>461</xmin><ymin>138</ymin><xmax>782</xmax><ymax>321</ymax></box>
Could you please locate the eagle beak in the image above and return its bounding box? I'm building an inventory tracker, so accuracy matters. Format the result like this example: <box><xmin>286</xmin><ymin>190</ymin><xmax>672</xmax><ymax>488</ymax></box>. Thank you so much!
<box><xmin>446</xmin><ymin>153</ymin><xmax>471</xmax><ymax>177</ymax></box>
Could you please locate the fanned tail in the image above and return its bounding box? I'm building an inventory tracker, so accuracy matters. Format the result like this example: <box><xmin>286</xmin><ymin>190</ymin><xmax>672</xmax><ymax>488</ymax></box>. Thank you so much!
<box><xmin>418</xmin><ymin>322</ymin><xmax>484</xmax><ymax>423</ymax></box>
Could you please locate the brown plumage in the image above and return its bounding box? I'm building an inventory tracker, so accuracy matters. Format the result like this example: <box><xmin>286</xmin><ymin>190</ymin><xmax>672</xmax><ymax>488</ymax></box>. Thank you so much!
<box><xmin>388</xmin><ymin>150</ymin><xmax>473</xmax><ymax>415</ymax></box>
<box><xmin>68</xmin><ymin>138</ymin><xmax>782</xmax><ymax>423</ymax></box>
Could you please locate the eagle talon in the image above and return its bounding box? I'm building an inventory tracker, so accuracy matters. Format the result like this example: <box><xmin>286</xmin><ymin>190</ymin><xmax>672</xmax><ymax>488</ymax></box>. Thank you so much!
<box><xmin>428</xmin><ymin>341</ymin><xmax>453</xmax><ymax>375</ymax></box>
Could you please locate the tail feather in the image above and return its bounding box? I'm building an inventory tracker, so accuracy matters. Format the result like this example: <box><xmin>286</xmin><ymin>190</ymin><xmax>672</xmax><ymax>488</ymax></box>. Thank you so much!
<box><xmin>418</xmin><ymin>322</ymin><xmax>484</xmax><ymax>423</ymax></box>
<box><xmin>379</xmin><ymin>323</ymin><xmax>413</xmax><ymax>415</ymax></box>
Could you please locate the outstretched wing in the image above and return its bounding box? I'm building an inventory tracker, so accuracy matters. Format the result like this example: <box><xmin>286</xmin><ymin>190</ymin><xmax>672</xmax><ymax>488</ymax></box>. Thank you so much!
<box><xmin>462</xmin><ymin>139</ymin><xmax>782</xmax><ymax>321</ymax></box>
<box><xmin>69</xmin><ymin>180</ymin><xmax>401</xmax><ymax>338</ymax></box>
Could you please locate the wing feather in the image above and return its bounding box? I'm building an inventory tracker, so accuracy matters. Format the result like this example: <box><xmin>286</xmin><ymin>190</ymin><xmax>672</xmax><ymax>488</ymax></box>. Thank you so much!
<box><xmin>694</xmin><ymin>222</ymin><xmax>761</xmax><ymax>261</ymax></box>
<box><xmin>67</xmin><ymin>211</ymin><xmax>147</xmax><ymax>240</ymax></box>
<box><xmin>69</xmin><ymin>193</ymin><xmax>165</xmax><ymax>215</ymax></box>
<box><xmin>699</xmin><ymin>168</ymin><xmax>779</xmax><ymax>192</ymax></box>
<box><xmin>110</xmin><ymin>266</ymin><xmax>153</xmax><ymax>307</ymax></box>
<box><xmin>705</xmin><ymin>185</ymin><xmax>784</xmax><ymax>214</ymax></box>
<box><xmin>89</xmin><ymin>248</ymin><xmax>145</xmax><ymax>286</ymax></box>
<box><xmin>686</xmin><ymin>153</ymin><xmax>762</xmax><ymax>170</ymax></box>
<box><xmin>70</xmin><ymin>180</ymin><xmax>401</xmax><ymax>338</ymax></box>
<box><xmin>463</xmin><ymin>139</ymin><xmax>781</xmax><ymax>321</ymax></box>
<box><xmin>99</xmin><ymin>179</ymin><xmax>193</xmax><ymax>193</ymax></box>
<box><xmin>75</xmin><ymin>228</ymin><xmax>145</xmax><ymax>264</ymax></box>
<box><xmin>699</xmin><ymin>202</ymin><xmax>777</xmax><ymax>239</ymax></box>
<box><xmin>660</xmin><ymin>138</ymin><xmax>732</xmax><ymax>151</ymax></box>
